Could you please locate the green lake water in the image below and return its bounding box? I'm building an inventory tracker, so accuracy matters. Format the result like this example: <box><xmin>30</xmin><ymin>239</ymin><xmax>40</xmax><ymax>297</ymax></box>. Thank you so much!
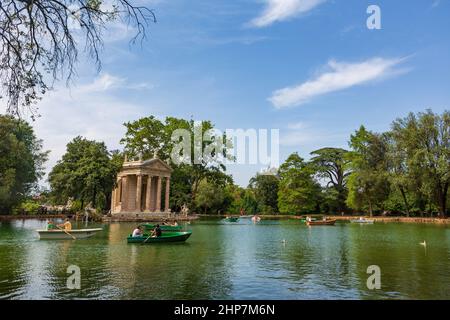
<box><xmin>1</xmin><ymin>217</ymin><xmax>450</xmax><ymax>300</ymax></box>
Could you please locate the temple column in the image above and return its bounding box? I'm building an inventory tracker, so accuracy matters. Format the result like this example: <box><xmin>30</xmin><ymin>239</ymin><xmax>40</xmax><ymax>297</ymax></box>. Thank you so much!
<box><xmin>156</xmin><ymin>176</ymin><xmax>162</xmax><ymax>212</ymax></box>
<box><xmin>116</xmin><ymin>178</ymin><xmax>121</xmax><ymax>206</ymax></box>
<box><xmin>165</xmin><ymin>177</ymin><xmax>170</xmax><ymax>212</ymax></box>
<box><xmin>145</xmin><ymin>175</ymin><xmax>152</xmax><ymax>212</ymax></box>
<box><xmin>111</xmin><ymin>184</ymin><xmax>116</xmax><ymax>213</ymax></box>
<box><xmin>122</xmin><ymin>176</ymin><xmax>129</xmax><ymax>212</ymax></box>
<box><xmin>136</xmin><ymin>174</ymin><xmax>142</xmax><ymax>212</ymax></box>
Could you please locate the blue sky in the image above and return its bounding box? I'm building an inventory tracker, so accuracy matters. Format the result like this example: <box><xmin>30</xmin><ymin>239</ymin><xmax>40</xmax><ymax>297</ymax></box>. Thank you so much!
<box><xmin>17</xmin><ymin>0</ymin><xmax>450</xmax><ymax>186</ymax></box>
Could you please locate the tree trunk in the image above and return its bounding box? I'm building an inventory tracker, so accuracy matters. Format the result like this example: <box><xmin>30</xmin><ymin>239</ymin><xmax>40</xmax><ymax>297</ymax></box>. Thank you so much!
<box><xmin>368</xmin><ymin>199</ymin><xmax>373</xmax><ymax>217</ymax></box>
<box><xmin>92</xmin><ymin>186</ymin><xmax>97</xmax><ymax>208</ymax></box>
<box><xmin>399</xmin><ymin>186</ymin><xmax>410</xmax><ymax>217</ymax></box>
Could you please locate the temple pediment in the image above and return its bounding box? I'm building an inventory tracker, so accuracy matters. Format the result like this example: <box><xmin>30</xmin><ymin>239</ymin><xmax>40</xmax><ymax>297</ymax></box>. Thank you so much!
<box><xmin>120</xmin><ymin>157</ymin><xmax>173</xmax><ymax>177</ymax></box>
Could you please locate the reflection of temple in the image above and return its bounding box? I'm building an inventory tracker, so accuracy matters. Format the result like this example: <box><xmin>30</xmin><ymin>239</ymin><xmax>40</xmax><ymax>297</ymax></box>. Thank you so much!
<box><xmin>111</xmin><ymin>157</ymin><xmax>172</xmax><ymax>217</ymax></box>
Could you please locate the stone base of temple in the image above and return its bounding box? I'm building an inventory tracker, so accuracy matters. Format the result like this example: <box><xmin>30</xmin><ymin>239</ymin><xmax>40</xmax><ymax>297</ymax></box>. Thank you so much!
<box><xmin>103</xmin><ymin>212</ymin><xmax>198</xmax><ymax>222</ymax></box>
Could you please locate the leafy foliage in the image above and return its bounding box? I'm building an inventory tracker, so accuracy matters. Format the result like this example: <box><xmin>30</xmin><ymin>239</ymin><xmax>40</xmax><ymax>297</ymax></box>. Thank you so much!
<box><xmin>48</xmin><ymin>136</ymin><xmax>121</xmax><ymax>210</ymax></box>
<box><xmin>277</xmin><ymin>153</ymin><xmax>321</xmax><ymax>214</ymax></box>
<box><xmin>0</xmin><ymin>115</ymin><xmax>48</xmax><ymax>214</ymax></box>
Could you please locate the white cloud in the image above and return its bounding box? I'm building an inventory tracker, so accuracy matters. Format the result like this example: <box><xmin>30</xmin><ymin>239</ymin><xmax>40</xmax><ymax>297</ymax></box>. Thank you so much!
<box><xmin>270</xmin><ymin>57</ymin><xmax>408</xmax><ymax>109</ymax></box>
<box><xmin>79</xmin><ymin>73</ymin><xmax>153</xmax><ymax>93</ymax></box>
<box><xmin>249</xmin><ymin>0</ymin><xmax>325</xmax><ymax>28</ymax></box>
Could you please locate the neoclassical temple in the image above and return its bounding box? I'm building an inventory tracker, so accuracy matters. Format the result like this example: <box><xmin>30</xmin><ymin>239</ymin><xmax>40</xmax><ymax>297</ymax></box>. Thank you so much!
<box><xmin>111</xmin><ymin>157</ymin><xmax>172</xmax><ymax>216</ymax></box>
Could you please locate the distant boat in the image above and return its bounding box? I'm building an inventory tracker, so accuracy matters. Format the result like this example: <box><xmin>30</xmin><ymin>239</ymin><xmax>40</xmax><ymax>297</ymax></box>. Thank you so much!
<box><xmin>224</xmin><ymin>217</ymin><xmax>239</xmax><ymax>223</ymax></box>
<box><xmin>127</xmin><ymin>231</ymin><xmax>192</xmax><ymax>244</ymax></box>
<box><xmin>36</xmin><ymin>228</ymin><xmax>103</xmax><ymax>240</ymax></box>
<box><xmin>251</xmin><ymin>216</ymin><xmax>261</xmax><ymax>223</ymax></box>
<box><xmin>306</xmin><ymin>219</ymin><xmax>336</xmax><ymax>226</ymax></box>
<box><xmin>350</xmin><ymin>218</ymin><xmax>375</xmax><ymax>224</ymax></box>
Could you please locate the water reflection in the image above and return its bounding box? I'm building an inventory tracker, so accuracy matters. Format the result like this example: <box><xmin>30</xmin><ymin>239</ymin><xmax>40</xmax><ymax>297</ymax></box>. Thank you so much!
<box><xmin>0</xmin><ymin>218</ymin><xmax>450</xmax><ymax>299</ymax></box>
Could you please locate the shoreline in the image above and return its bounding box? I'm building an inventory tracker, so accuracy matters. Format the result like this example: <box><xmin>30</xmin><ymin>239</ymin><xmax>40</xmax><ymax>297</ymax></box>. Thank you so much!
<box><xmin>1</xmin><ymin>214</ymin><xmax>449</xmax><ymax>225</ymax></box>
<box><xmin>0</xmin><ymin>214</ymin><xmax>66</xmax><ymax>221</ymax></box>
<box><xmin>199</xmin><ymin>214</ymin><xmax>450</xmax><ymax>225</ymax></box>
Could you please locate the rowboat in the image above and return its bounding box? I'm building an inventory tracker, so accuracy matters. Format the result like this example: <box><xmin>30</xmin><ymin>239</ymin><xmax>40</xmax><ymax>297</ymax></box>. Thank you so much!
<box><xmin>251</xmin><ymin>216</ymin><xmax>261</xmax><ymax>223</ymax></box>
<box><xmin>350</xmin><ymin>218</ymin><xmax>375</xmax><ymax>224</ymax></box>
<box><xmin>36</xmin><ymin>228</ymin><xmax>103</xmax><ymax>240</ymax></box>
<box><xmin>127</xmin><ymin>231</ymin><xmax>192</xmax><ymax>244</ymax></box>
<box><xmin>139</xmin><ymin>223</ymin><xmax>183</xmax><ymax>232</ymax></box>
<box><xmin>306</xmin><ymin>219</ymin><xmax>337</xmax><ymax>226</ymax></box>
<box><xmin>224</xmin><ymin>217</ymin><xmax>239</xmax><ymax>223</ymax></box>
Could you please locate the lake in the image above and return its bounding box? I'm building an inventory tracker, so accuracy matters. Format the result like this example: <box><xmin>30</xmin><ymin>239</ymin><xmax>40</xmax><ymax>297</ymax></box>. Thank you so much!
<box><xmin>1</xmin><ymin>217</ymin><xmax>450</xmax><ymax>299</ymax></box>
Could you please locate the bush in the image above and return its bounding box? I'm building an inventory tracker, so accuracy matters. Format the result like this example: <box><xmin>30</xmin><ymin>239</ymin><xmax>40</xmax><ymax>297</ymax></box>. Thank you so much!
<box><xmin>16</xmin><ymin>200</ymin><xmax>41</xmax><ymax>215</ymax></box>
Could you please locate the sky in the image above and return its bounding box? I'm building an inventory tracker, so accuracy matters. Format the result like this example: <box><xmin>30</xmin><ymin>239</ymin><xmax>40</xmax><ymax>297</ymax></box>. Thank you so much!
<box><xmin>4</xmin><ymin>0</ymin><xmax>450</xmax><ymax>187</ymax></box>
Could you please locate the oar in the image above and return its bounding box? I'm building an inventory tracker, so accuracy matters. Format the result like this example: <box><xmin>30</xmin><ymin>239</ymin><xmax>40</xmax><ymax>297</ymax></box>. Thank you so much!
<box><xmin>142</xmin><ymin>232</ymin><xmax>153</xmax><ymax>244</ymax></box>
<box><xmin>57</xmin><ymin>225</ymin><xmax>76</xmax><ymax>240</ymax></box>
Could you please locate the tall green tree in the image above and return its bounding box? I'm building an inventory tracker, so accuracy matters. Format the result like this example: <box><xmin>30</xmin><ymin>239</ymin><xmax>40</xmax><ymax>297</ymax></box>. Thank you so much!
<box><xmin>310</xmin><ymin>147</ymin><xmax>350</xmax><ymax>213</ymax></box>
<box><xmin>0</xmin><ymin>115</ymin><xmax>48</xmax><ymax>214</ymax></box>
<box><xmin>346</xmin><ymin>126</ymin><xmax>390</xmax><ymax>216</ymax></box>
<box><xmin>194</xmin><ymin>179</ymin><xmax>227</xmax><ymax>214</ymax></box>
<box><xmin>391</xmin><ymin>110</ymin><xmax>450</xmax><ymax>217</ymax></box>
<box><xmin>277</xmin><ymin>153</ymin><xmax>321</xmax><ymax>215</ymax></box>
<box><xmin>248</xmin><ymin>173</ymin><xmax>279</xmax><ymax>214</ymax></box>
<box><xmin>48</xmin><ymin>136</ymin><xmax>121</xmax><ymax>210</ymax></box>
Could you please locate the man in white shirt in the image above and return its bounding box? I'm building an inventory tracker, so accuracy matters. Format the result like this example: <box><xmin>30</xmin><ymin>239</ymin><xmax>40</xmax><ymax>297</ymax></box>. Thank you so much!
<box><xmin>132</xmin><ymin>226</ymin><xmax>143</xmax><ymax>237</ymax></box>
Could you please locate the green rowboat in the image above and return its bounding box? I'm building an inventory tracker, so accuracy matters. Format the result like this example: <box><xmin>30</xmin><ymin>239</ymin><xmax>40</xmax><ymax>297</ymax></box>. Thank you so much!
<box><xmin>139</xmin><ymin>223</ymin><xmax>183</xmax><ymax>232</ymax></box>
<box><xmin>224</xmin><ymin>217</ymin><xmax>239</xmax><ymax>223</ymax></box>
<box><xmin>127</xmin><ymin>231</ymin><xmax>192</xmax><ymax>244</ymax></box>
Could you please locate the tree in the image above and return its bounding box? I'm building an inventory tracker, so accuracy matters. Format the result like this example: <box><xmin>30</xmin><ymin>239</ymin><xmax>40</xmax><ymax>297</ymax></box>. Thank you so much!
<box><xmin>48</xmin><ymin>136</ymin><xmax>120</xmax><ymax>210</ymax></box>
<box><xmin>391</xmin><ymin>110</ymin><xmax>450</xmax><ymax>217</ymax></box>
<box><xmin>277</xmin><ymin>153</ymin><xmax>321</xmax><ymax>215</ymax></box>
<box><xmin>310</xmin><ymin>147</ymin><xmax>350</xmax><ymax>213</ymax></box>
<box><xmin>194</xmin><ymin>179</ymin><xmax>226</xmax><ymax>214</ymax></box>
<box><xmin>248</xmin><ymin>173</ymin><xmax>279</xmax><ymax>214</ymax></box>
<box><xmin>0</xmin><ymin>115</ymin><xmax>48</xmax><ymax>213</ymax></box>
<box><xmin>346</xmin><ymin>126</ymin><xmax>390</xmax><ymax>216</ymax></box>
<box><xmin>0</xmin><ymin>0</ymin><xmax>155</xmax><ymax>117</ymax></box>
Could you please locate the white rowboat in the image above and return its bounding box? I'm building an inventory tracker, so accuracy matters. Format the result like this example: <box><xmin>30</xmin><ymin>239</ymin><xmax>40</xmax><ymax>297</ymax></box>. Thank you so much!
<box><xmin>36</xmin><ymin>228</ymin><xmax>103</xmax><ymax>240</ymax></box>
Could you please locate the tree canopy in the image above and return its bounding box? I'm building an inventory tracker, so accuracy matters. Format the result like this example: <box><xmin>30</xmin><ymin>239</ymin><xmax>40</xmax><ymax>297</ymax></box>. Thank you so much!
<box><xmin>277</xmin><ymin>153</ymin><xmax>321</xmax><ymax>214</ymax></box>
<box><xmin>0</xmin><ymin>115</ymin><xmax>48</xmax><ymax>213</ymax></box>
<box><xmin>48</xmin><ymin>136</ymin><xmax>121</xmax><ymax>210</ymax></box>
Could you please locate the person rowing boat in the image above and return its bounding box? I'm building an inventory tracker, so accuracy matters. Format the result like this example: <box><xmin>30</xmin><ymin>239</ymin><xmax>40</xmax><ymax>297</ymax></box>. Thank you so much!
<box><xmin>151</xmin><ymin>224</ymin><xmax>162</xmax><ymax>238</ymax></box>
<box><xmin>58</xmin><ymin>218</ymin><xmax>72</xmax><ymax>231</ymax></box>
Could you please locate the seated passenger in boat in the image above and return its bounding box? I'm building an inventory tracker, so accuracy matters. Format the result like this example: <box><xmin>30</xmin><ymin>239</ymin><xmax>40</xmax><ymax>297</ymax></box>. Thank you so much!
<box><xmin>58</xmin><ymin>218</ymin><xmax>72</xmax><ymax>231</ymax></box>
<box><xmin>151</xmin><ymin>224</ymin><xmax>162</xmax><ymax>237</ymax></box>
<box><xmin>172</xmin><ymin>220</ymin><xmax>178</xmax><ymax>226</ymax></box>
<box><xmin>132</xmin><ymin>226</ymin><xmax>143</xmax><ymax>237</ymax></box>
<box><xmin>47</xmin><ymin>220</ymin><xmax>57</xmax><ymax>230</ymax></box>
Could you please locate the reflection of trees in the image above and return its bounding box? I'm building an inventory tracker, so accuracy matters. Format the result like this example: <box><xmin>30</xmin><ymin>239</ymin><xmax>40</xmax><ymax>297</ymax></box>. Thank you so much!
<box><xmin>277</xmin><ymin>223</ymin><xmax>359</xmax><ymax>299</ymax></box>
<box><xmin>105</xmin><ymin>221</ymin><xmax>233</xmax><ymax>299</ymax></box>
<box><xmin>0</xmin><ymin>222</ymin><xmax>28</xmax><ymax>299</ymax></box>
<box><xmin>347</xmin><ymin>223</ymin><xmax>450</xmax><ymax>299</ymax></box>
